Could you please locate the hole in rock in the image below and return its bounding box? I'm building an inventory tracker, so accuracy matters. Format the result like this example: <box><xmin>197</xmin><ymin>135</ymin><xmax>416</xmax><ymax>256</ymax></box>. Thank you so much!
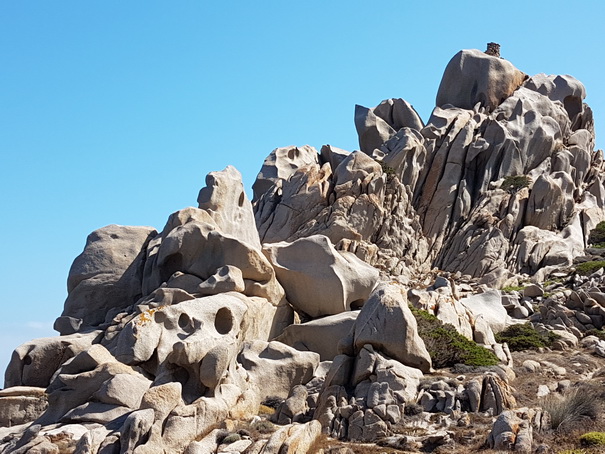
<box><xmin>238</xmin><ymin>192</ymin><xmax>245</xmax><ymax>207</ymax></box>
<box><xmin>350</xmin><ymin>299</ymin><xmax>365</xmax><ymax>310</ymax></box>
<box><xmin>178</xmin><ymin>313</ymin><xmax>191</xmax><ymax>330</ymax></box>
<box><xmin>215</xmin><ymin>307</ymin><xmax>233</xmax><ymax>334</ymax></box>
<box><xmin>154</xmin><ymin>311</ymin><xmax>166</xmax><ymax>324</ymax></box>
<box><xmin>23</xmin><ymin>355</ymin><xmax>32</xmax><ymax>366</ymax></box>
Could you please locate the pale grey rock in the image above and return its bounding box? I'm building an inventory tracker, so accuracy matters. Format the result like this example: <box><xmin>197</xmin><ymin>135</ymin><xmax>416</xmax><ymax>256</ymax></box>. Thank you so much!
<box><xmin>197</xmin><ymin>265</ymin><xmax>245</xmax><ymax>296</ymax></box>
<box><xmin>115</xmin><ymin>293</ymin><xmax>273</xmax><ymax>402</ymax></box>
<box><xmin>524</xmin><ymin>73</ymin><xmax>586</xmax><ymax>123</ymax></box>
<box><xmin>0</xmin><ymin>387</ymin><xmax>48</xmax><ymax>427</ymax></box>
<box><xmin>273</xmin><ymin>385</ymin><xmax>309</xmax><ymax>425</ymax></box>
<box><xmin>459</xmin><ymin>290</ymin><xmax>508</xmax><ymax>334</ymax></box>
<box><xmin>92</xmin><ymin>372</ymin><xmax>151</xmax><ymax>409</ymax></box>
<box><xmin>4</xmin><ymin>331</ymin><xmax>101</xmax><ymax>389</ymax></box>
<box><xmin>264</xmin><ymin>235</ymin><xmax>378</xmax><ymax>317</ymax></box>
<box><xmin>436</xmin><ymin>49</ymin><xmax>526</xmax><ymax>111</ymax></box>
<box><xmin>252</xmin><ymin>145</ymin><xmax>319</xmax><ymax>202</ymax></box>
<box><xmin>351</xmin><ymin>283</ymin><xmax>431</xmax><ymax>372</ymax></box>
<box><xmin>320</xmin><ymin>144</ymin><xmax>350</xmax><ymax>171</ymax></box>
<box><xmin>355</xmin><ymin>98</ymin><xmax>423</xmax><ymax>154</ymax></box>
<box><xmin>258</xmin><ymin>420</ymin><xmax>321</xmax><ymax>454</ymax></box>
<box><xmin>198</xmin><ymin>165</ymin><xmax>261</xmax><ymax>249</ymax></box>
<box><xmin>487</xmin><ymin>409</ymin><xmax>535</xmax><ymax>453</ymax></box>
<box><xmin>40</xmin><ymin>345</ymin><xmax>148</xmax><ymax>425</ymax></box>
<box><xmin>275</xmin><ymin>311</ymin><xmax>358</xmax><ymax>361</ymax></box>
<box><xmin>237</xmin><ymin>340</ymin><xmax>319</xmax><ymax>409</ymax></box>
<box><xmin>119</xmin><ymin>409</ymin><xmax>155</xmax><ymax>454</ymax></box>
<box><xmin>142</xmin><ymin>207</ymin><xmax>286</xmax><ymax>308</ymax></box>
<box><xmin>60</xmin><ymin>225</ymin><xmax>156</xmax><ymax>330</ymax></box>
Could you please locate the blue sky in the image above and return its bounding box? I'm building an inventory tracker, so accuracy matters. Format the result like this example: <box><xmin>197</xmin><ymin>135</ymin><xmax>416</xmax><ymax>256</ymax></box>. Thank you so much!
<box><xmin>1</xmin><ymin>1</ymin><xmax>604</xmax><ymax>376</ymax></box>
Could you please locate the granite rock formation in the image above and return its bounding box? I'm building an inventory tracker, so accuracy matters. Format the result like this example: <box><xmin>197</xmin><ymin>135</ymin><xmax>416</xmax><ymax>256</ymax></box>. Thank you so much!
<box><xmin>2</xmin><ymin>47</ymin><xmax>605</xmax><ymax>454</ymax></box>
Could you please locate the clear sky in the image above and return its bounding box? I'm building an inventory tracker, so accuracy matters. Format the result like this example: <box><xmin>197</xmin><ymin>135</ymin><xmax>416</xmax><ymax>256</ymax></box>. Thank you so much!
<box><xmin>1</xmin><ymin>1</ymin><xmax>604</xmax><ymax>377</ymax></box>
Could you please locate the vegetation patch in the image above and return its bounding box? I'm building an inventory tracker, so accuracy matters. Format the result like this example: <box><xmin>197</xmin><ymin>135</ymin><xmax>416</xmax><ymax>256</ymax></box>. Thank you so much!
<box><xmin>410</xmin><ymin>306</ymin><xmax>500</xmax><ymax>368</ymax></box>
<box><xmin>580</xmin><ymin>432</ymin><xmax>605</xmax><ymax>446</ymax></box>
<box><xmin>588</xmin><ymin>221</ymin><xmax>605</xmax><ymax>247</ymax></box>
<box><xmin>585</xmin><ymin>329</ymin><xmax>605</xmax><ymax>341</ymax></box>
<box><xmin>501</xmin><ymin>285</ymin><xmax>525</xmax><ymax>293</ymax></box>
<box><xmin>251</xmin><ymin>420</ymin><xmax>275</xmax><ymax>434</ymax></box>
<box><xmin>257</xmin><ymin>404</ymin><xmax>276</xmax><ymax>415</ymax></box>
<box><xmin>541</xmin><ymin>385</ymin><xmax>602</xmax><ymax>432</ymax></box>
<box><xmin>502</xmin><ymin>175</ymin><xmax>531</xmax><ymax>193</ymax></box>
<box><xmin>495</xmin><ymin>323</ymin><xmax>559</xmax><ymax>351</ymax></box>
<box><xmin>379</xmin><ymin>161</ymin><xmax>396</xmax><ymax>176</ymax></box>
<box><xmin>575</xmin><ymin>260</ymin><xmax>605</xmax><ymax>275</ymax></box>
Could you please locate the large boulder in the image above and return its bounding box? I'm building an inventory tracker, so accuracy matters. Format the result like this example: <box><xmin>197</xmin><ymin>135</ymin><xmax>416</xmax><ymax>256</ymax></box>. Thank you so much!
<box><xmin>197</xmin><ymin>165</ymin><xmax>261</xmax><ymax>249</ymax></box>
<box><xmin>436</xmin><ymin>49</ymin><xmax>526</xmax><ymax>111</ymax></box>
<box><xmin>252</xmin><ymin>145</ymin><xmax>319</xmax><ymax>202</ymax></box>
<box><xmin>355</xmin><ymin>98</ymin><xmax>424</xmax><ymax>154</ymax></box>
<box><xmin>59</xmin><ymin>225</ymin><xmax>156</xmax><ymax>330</ymax></box>
<box><xmin>263</xmin><ymin>235</ymin><xmax>379</xmax><ymax>317</ymax></box>
<box><xmin>346</xmin><ymin>284</ymin><xmax>431</xmax><ymax>372</ymax></box>
<box><xmin>4</xmin><ymin>331</ymin><xmax>102</xmax><ymax>388</ymax></box>
<box><xmin>275</xmin><ymin>311</ymin><xmax>358</xmax><ymax>361</ymax></box>
<box><xmin>459</xmin><ymin>290</ymin><xmax>509</xmax><ymax>334</ymax></box>
<box><xmin>0</xmin><ymin>387</ymin><xmax>48</xmax><ymax>426</ymax></box>
<box><xmin>237</xmin><ymin>340</ymin><xmax>320</xmax><ymax>408</ymax></box>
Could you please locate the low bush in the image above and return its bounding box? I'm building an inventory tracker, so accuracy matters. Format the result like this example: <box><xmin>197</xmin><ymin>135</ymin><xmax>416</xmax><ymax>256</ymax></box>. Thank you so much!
<box><xmin>501</xmin><ymin>285</ymin><xmax>525</xmax><ymax>293</ymax></box>
<box><xmin>585</xmin><ymin>329</ymin><xmax>605</xmax><ymax>341</ymax></box>
<box><xmin>502</xmin><ymin>175</ymin><xmax>531</xmax><ymax>193</ymax></box>
<box><xmin>258</xmin><ymin>404</ymin><xmax>276</xmax><ymax>415</ymax></box>
<box><xmin>410</xmin><ymin>306</ymin><xmax>500</xmax><ymax>368</ymax></box>
<box><xmin>261</xmin><ymin>396</ymin><xmax>282</xmax><ymax>409</ymax></box>
<box><xmin>576</xmin><ymin>260</ymin><xmax>605</xmax><ymax>275</ymax></box>
<box><xmin>220</xmin><ymin>433</ymin><xmax>241</xmax><ymax>444</ymax></box>
<box><xmin>379</xmin><ymin>161</ymin><xmax>396</xmax><ymax>176</ymax></box>
<box><xmin>541</xmin><ymin>385</ymin><xmax>602</xmax><ymax>432</ymax></box>
<box><xmin>580</xmin><ymin>432</ymin><xmax>605</xmax><ymax>446</ymax></box>
<box><xmin>495</xmin><ymin>323</ymin><xmax>559</xmax><ymax>351</ymax></box>
<box><xmin>252</xmin><ymin>420</ymin><xmax>275</xmax><ymax>434</ymax></box>
<box><xmin>588</xmin><ymin>221</ymin><xmax>605</xmax><ymax>247</ymax></box>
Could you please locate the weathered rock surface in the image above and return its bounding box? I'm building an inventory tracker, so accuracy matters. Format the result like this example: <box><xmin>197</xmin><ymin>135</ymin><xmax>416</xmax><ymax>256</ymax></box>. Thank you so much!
<box><xmin>263</xmin><ymin>235</ymin><xmax>378</xmax><ymax>317</ymax></box>
<box><xmin>275</xmin><ymin>311</ymin><xmax>358</xmax><ymax>361</ymax></box>
<box><xmin>58</xmin><ymin>225</ymin><xmax>156</xmax><ymax>331</ymax></box>
<box><xmin>436</xmin><ymin>48</ymin><xmax>527</xmax><ymax>111</ymax></box>
<box><xmin>344</xmin><ymin>283</ymin><xmax>431</xmax><ymax>372</ymax></box>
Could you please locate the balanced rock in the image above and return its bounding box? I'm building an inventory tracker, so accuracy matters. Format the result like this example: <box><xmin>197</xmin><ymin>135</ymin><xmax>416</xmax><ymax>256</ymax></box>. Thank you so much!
<box><xmin>436</xmin><ymin>48</ymin><xmax>526</xmax><ymax>111</ymax></box>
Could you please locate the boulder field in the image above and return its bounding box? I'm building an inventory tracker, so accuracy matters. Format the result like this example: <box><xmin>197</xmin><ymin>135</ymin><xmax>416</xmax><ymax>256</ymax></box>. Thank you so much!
<box><xmin>3</xmin><ymin>46</ymin><xmax>605</xmax><ymax>454</ymax></box>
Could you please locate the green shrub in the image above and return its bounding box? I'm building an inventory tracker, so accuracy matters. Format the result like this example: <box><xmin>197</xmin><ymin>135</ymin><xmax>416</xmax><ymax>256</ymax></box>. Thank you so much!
<box><xmin>588</xmin><ymin>221</ymin><xmax>605</xmax><ymax>247</ymax></box>
<box><xmin>410</xmin><ymin>306</ymin><xmax>500</xmax><ymax>368</ymax></box>
<box><xmin>221</xmin><ymin>433</ymin><xmax>241</xmax><ymax>444</ymax></box>
<box><xmin>576</xmin><ymin>260</ymin><xmax>605</xmax><ymax>275</ymax></box>
<box><xmin>380</xmin><ymin>161</ymin><xmax>396</xmax><ymax>176</ymax></box>
<box><xmin>252</xmin><ymin>420</ymin><xmax>275</xmax><ymax>434</ymax></box>
<box><xmin>501</xmin><ymin>285</ymin><xmax>524</xmax><ymax>293</ymax></box>
<box><xmin>495</xmin><ymin>323</ymin><xmax>559</xmax><ymax>351</ymax></box>
<box><xmin>580</xmin><ymin>432</ymin><xmax>605</xmax><ymax>446</ymax></box>
<box><xmin>502</xmin><ymin>175</ymin><xmax>531</xmax><ymax>193</ymax></box>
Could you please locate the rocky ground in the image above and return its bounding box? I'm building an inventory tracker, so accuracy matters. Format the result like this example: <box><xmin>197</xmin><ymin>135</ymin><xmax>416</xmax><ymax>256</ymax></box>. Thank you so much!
<box><xmin>2</xmin><ymin>44</ymin><xmax>605</xmax><ymax>453</ymax></box>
